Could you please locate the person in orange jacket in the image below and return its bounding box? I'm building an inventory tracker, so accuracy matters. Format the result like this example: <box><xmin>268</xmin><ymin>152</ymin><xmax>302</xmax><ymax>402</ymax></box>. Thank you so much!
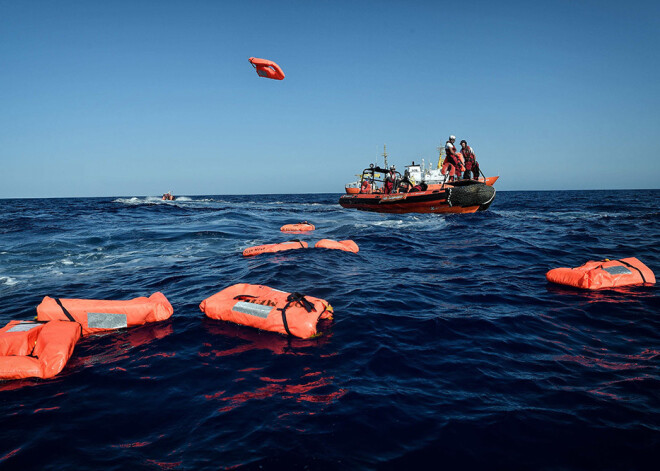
<box><xmin>460</xmin><ymin>140</ymin><xmax>480</xmax><ymax>180</ymax></box>
<box><xmin>442</xmin><ymin>135</ymin><xmax>458</xmax><ymax>181</ymax></box>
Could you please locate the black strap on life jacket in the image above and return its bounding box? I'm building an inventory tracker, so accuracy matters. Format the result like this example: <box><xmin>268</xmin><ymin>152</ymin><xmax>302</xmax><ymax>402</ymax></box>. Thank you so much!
<box><xmin>233</xmin><ymin>294</ymin><xmax>258</xmax><ymax>301</ymax></box>
<box><xmin>616</xmin><ymin>259</ymin><xmax>647</xmax><ymax>283</ymax></box>
<box><xmin>288</xmin><ymin>239</ymin><xmax>306</xmax><ymax>249</ymax></box>
<box><xmin>54</xmin><ymin>298</ymin><xmax>83</xmax><ymax>335</ymax></box>
<box><xmin>277</xmin><ymin>292</ymin><xmax>316</xmax><ymax>336</ymax></box>
<box><xmin>54</xmin><ymin>298</ymin><xmax>77</xmax><ymax>323</ymax></box>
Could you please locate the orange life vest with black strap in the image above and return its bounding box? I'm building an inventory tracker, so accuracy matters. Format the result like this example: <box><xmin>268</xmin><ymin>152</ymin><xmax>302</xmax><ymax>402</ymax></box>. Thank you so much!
<box><xmin>36</xmin><ymin>292</ymin><xmax>173</xmax><ymax>335</ymax></box>
<box><xmin>0</xmin><ymin>320</ymin><xmax>81</xmax><ymax>380</ymax></box>
<box><xmin>462</xmin><ymin>145</ymin><xmax>476</xmax><ymax>170</ymax></box>
<box><xmin>200</xmin><ymin>283</ymin><xmax>333</xmax><ymax>338</ymax></box>
<box><xmin>455</xmin><ymin>152</ymin><xmax>466</xmax><ymax>173</ymax></box>
<box><xmin>546</xmin><ymin>257</ymin><xmax>655</xmax><ymax>290</ymax></box>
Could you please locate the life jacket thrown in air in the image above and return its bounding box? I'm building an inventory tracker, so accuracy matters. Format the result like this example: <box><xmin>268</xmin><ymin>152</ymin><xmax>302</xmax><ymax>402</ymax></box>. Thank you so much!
<box><xmin>546</xmin><ymin>257</ymin><xmax>655</xmax><ymax>290</ymax></box>
<box><xmin>314</xmin><ymin>239</ymin><xmax>359</xmax><ymax>253</ymax></box>
<box><xmin>248</xmin><ymin>57</ymin><xmax>285</xmax><ymax>80</ymax></box>
<box><xmin>36</xmin><ymin>292</ymin><xmax>174</xmax><ymax>335</ymax></box>
<box><xmin>243</xmin><ymin>240</ymin><xmax>308</xmax><ymax>257</ymax></box>
<box><xmin>0</xmin><ymin>320</ymin><xmax>81</xmax><ymax>380</ymax></box>
<box><xmin>280</xmin><ymin>222</ymin><xmax>315</xmax><ymax>233</ymax></box>
<box><xmin>200</xmin><ymin>283</ymin><xmax>333</xmax><ymax>338</ymax></box>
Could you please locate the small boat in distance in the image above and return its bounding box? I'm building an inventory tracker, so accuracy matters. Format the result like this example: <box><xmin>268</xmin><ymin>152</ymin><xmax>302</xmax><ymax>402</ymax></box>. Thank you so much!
<box><xmin>339</xmin><ymin>148</ymin><xmax>498</xmax><ymax>214</ymax></box>
<box><xmin>162</xmin><ymin>191</ymin><xmax>175</xmax><ymax>201</ymax></box>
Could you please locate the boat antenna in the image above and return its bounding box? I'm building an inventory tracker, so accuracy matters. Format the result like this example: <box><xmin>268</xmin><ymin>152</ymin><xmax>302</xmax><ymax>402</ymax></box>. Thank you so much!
<box><xmin>382</xmin><ymin>144</ymin><xmax>388</xmax><ymax>169</ymax></box>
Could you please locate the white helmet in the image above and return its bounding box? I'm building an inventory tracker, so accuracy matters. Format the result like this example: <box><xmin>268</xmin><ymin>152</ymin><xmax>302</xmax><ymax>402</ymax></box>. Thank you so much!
<box><xmin>449</xmin><ymin>135</ymin><xmax>456</xmax><ymax>140</ymax></box>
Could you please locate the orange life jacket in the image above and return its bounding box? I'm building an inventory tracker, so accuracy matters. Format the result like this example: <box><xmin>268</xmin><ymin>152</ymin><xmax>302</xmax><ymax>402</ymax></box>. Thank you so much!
<box><xmin>361</xmin><ymin>180</ymin><xmax>372</xmax><ymax>193</ymax></box>
<box><xmin>455</xmin><ymin>152</ymin><xmax>466</xmax><ymax>173</ymax></box>
<box><xmin>249</xmin><ymin>57</ymin><xmax>285</xmax><ymax>80</ymax></box>
<box><xmin>200</xmin><ymin>283</ymin><xmax>333</xmax><ymax>338</ymax></box>
<box><xmin>0</xmin><ymin>320</ymin><xmax>81</xmax><ymax>380</ymax></box>
<box><xmin>243</xmin><ymin>240</ymin><xmax>308</xmax><ymax>257</ymax></box>
<box><xmin>280</xmin><ymin>223</ymin><xmax>315</xmax><ymax>233</ymax></box>
<box><xmin>36</xmin><ymin>292</ymin><xmax>173</xmax><ymax>335</ymax></box>
<box><xmin>546</xmin><ymin>257</ymin><xmax>655</xmax><ymax>290</ymax></box>
<box><xmin>314</xmin><ymin>239</ymin><xmax>359</xmax><ymax>253</ymax></box>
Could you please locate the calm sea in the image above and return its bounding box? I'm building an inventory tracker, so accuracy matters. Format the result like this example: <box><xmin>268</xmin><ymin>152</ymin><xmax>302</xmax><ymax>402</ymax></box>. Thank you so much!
<box><xmin>1</xmin><ymin>190</ymin><xmax>659</xmax><ymax>470</ymax></box>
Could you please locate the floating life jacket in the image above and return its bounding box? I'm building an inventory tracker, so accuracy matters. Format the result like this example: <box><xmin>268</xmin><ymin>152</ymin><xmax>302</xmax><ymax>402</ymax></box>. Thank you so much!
<box><xmin>243</xmin><ymin>240</ymin><xmax>308</xmax><ymax>257</ymax></box>
<box><xmin>200</xmin><ymin>284</ymin><xmax>333</xmax><ymax>338</ymax></box>
<box><xmin>280</xmin><ymin>222</ymin><xmax>315</xmax><ymax>233</ymax></box>
<box><xmin>0</xmin><ymin>320</ymin><xmax>81</xmax><ymax>380</ymax></box>
<box><xmin>546</xmin><ymin>257</ymin><xmax>655</xmax><ymax>290</ymax></box>
<box><xmin>36</xmin><ymin>292</ymin><xmax>173</xmax><ymax>335</ymax></box>
<box><xmin>248</xmin><ymin>57</ymin><xmax>285</xmax><ymax>80</ymax></box>
<box><xmin>314</xmin><ymin>239</ymin><xmax>359</xmax><ymax>253</ymax></box>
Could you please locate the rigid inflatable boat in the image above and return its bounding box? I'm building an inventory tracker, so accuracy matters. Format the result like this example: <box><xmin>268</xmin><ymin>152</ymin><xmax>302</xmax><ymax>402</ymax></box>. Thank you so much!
<box><xmin>200</xmin><ymin>283</ymin><xmax>333</xmax><ymax>338</ymax></box>
<box><xmin>0</xmin><ymin>320</ymin><xmax>81</xmax><ymax>380</ymax></box>
<box><xmin>546</xmin><ymin>257</ymin><xmax>655</xmax><ymax>290</ymax></box>
<box><xmin>341</xmin><ymin>156</ymin><xmax>498</xmax><ymax>214</ymax></box>
<box><xmin>243</xmin><ymin>240</ymin><xmax>308</xmax><ymax>257</ymax></box>
<box><xmin>36</xmin><ymin>292</ymin><xmax>173</xmax><ymax>335</ymax></box>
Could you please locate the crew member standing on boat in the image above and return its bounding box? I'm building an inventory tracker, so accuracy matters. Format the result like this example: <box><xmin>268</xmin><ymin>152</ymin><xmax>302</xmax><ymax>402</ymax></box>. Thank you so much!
<box><xmin>384</xmin><ymin>165</ymin><xmax>397</xmax><ymax>194</ymax></box>
<box><xmin>443</xmin><ymin>135</ymin><xmax>458</xmax><ymax>181</ymax></box>
<box><xmin>460</xmin><ymin>140</ymin><xmax>480</xmax><ymax>180</ymax></box>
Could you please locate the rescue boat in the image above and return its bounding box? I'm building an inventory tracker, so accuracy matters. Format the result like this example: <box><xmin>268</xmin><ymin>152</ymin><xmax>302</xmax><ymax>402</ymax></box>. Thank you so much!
<box><xmin>340</xmin><ymin>161</ymin><xmax>497</xmax><ymax>214</ymax></box>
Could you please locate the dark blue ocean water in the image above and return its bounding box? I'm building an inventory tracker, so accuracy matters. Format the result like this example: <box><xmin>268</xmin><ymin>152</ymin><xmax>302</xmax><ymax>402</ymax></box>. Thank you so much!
<box><xmin>0</xmin><ymin>191</ymin><xmax>659</xmax><ymax>470</ymax></box>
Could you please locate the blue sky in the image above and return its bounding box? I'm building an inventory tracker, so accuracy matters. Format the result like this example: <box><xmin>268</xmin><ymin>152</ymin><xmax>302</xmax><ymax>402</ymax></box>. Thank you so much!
<box><xmin>1</xmin><ymin>0</ymin><xmax>659</xmax><ymax>197</ymax></box>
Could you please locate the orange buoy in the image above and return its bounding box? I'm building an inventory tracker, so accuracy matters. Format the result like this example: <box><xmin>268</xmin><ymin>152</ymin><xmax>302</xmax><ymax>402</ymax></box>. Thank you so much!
<box><xmin>36</xmin><ymin>292</ymin><xmax>173</xmax><ymax>335</ymax></box>
<box><xmin>200</xmin><ymin>283</ymin><xmax>333</xmax><ymax>338</ymax></box>
<box><xmin>280</xmin><ymin>222</ymin><xmax>315</xmax><ymax>233</ymax></box>
<box><xmin>0</xmin><ymin>320</ymin><xmax>81</xmax><ymax>380</ymax></box>
<box><xmin>248</xmin><ymin>57</ymin><xmax>285</xmax><ymax>80</ymax></box>
<box><xmin>314</xmin><ymin>239</ymin><xmax>359</xmax><ymax>253</ymax></box>
<box><xmin>546</xmin><ymin>257</ymin><xmax>655</xmax><ymax>290</ymax></box>
<box><xmin>242</xmin><ymin>240</ymin><xmax>308</xmax><ymax>257</ymax></box>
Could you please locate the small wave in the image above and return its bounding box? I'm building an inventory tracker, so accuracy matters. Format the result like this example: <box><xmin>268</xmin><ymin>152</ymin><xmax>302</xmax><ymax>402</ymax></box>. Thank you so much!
<box><xmin>114</xmin><ymin>196</ymin><xmax>178</xmax><ymax>205</ymax></box>
<box><xmin>356</xmin><ymin>217</ymin><xmax>448</xmax><ymax>230</ymax></box>
<box><xmin>494</xmin><ymin>209</ymin><xmax>622</xmax><ymax>222</ymax></box>
<box><xmin>113</xmin><ymin>197</ymin><xmax>143</xmax><ymax>205</ymax></box>
<box><xmin>0</xmin><ymin>276</ymin><xmax>18</xmax><ymax>286</ymax></box>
